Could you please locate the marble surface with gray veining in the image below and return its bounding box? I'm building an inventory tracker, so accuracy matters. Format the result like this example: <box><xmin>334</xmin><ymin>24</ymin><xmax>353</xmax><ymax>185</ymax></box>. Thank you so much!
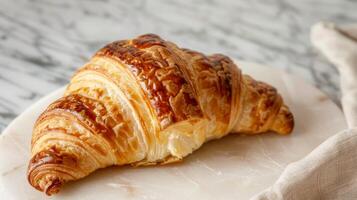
<box><xmin>0</xmin><ymin>0</ymin><xmax>356</xmax><ymax>133</ymax></box>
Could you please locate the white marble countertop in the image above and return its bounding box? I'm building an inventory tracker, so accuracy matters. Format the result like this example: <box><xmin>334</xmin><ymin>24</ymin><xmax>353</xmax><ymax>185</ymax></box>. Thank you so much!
<box><xmin>0</xmin><ymin>0</ymin><xmax>356</xmax><ymax>132</ymax></box>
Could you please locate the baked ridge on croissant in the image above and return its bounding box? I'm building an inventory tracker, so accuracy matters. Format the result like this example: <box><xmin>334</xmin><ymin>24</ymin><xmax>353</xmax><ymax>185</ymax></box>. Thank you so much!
<box><xmin>28</xmin><ymin>34</ymin><xmax>294</xmax><ymax>195</ymax></box>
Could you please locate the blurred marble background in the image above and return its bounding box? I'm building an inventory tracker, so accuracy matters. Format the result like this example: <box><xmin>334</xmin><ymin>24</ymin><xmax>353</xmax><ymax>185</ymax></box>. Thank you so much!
<box><xmin>0</xmin><ymin>0</ymin><xmax>356</xmax><ymax>132</ymax></box>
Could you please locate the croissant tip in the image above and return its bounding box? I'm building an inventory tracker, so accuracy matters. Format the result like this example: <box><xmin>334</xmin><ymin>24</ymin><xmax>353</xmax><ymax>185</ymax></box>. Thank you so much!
<box><xmin>271</xmin><ymin>105</ymin><xmax>295</xmax><ymax>135</ymax></box>
<box><xmin>44</xmin><ymin>178</ymin><xmax>63</xmax><ymax>196</ymax></box>
<box><xmin>27</xmin><ymin>172</ymin><xmax>64</xmax><ymax>196</ymax></box>
<box><xmin>28</xmin><ymin>174</ymin><xmax>63</xmax><ymax>195</ymax></box>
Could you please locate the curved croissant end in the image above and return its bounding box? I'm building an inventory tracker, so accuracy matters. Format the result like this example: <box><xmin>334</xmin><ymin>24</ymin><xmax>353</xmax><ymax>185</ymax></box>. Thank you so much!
<box><xmin>27</xmin><ymin>34</ymin><xmax>294</xmax><ymax>195</ymax></box>
<box><xmin>231</xmin><ymin>75</ymin><xmax>294</xmax><ymax>135</ymax></box>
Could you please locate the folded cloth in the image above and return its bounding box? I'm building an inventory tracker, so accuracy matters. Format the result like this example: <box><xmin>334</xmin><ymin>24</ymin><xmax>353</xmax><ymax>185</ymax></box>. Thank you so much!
<box><xmin>252</xmin><ymin>128</ymin><xmax>357</xmax><ymax>200</ymax></box>
<box><xmin>251</xmin><ymin>22</ymin><xmax>357</xmax><ymax>200</ymax></box>
<box><xmin>311</xmin><ymin>22</ymin><xmax>357</xmax><ymax>128</ymax></box>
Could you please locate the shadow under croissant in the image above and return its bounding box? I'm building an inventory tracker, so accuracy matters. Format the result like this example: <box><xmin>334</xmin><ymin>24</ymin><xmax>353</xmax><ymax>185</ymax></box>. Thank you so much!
<box><xmin>53</xmin><ymin>132</ymin><xmax>300</xmax><ymax>197</ymax></box>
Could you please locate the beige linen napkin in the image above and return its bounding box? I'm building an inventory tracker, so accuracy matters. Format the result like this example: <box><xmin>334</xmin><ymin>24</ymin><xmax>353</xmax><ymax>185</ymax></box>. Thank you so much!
<box><xmin>251</xmin><ymin>22</ymin><xmax>357</xmax><ymax>200</ymax></box>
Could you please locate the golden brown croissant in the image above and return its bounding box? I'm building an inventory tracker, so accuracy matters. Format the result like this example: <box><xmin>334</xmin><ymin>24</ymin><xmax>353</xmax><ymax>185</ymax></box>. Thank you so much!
<box><xmin>27</xmin><ymin>34</ymin><xmax>294</xmax><ymax>195</ymax></box>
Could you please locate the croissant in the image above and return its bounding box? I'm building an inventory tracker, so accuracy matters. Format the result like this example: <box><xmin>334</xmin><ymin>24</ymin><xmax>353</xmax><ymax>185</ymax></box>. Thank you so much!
<box><xmin>27</xmin><ymin>34</ymin><xmax>294</xmax><ymax>195</ymax></box>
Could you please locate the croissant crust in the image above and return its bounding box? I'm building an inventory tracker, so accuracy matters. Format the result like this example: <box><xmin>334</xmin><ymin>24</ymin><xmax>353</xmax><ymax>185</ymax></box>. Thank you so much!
<box><xmin>27</xmin><ymin>34</ymin><xmax>294</xmax><ymax>195</ymax></box>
